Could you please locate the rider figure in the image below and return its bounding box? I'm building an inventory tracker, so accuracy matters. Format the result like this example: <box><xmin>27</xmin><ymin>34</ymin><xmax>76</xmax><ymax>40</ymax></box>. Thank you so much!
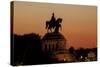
<box><xmin>50</xmin><ymin>13</ymin><xmax>56</xmax><ymax>29</ymax></box>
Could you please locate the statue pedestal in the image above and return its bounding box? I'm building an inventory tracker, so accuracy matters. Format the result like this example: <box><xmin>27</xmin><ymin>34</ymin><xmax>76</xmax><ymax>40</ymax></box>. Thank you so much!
<box><xmin>42</xmin><ymin>32</ymin><xmax>66</xmax><ymax>52</ymax></box>
<box><xmin>41</xmin><ymin>32</ymin><xmax>76</xmax><ymax>62</ymax></box>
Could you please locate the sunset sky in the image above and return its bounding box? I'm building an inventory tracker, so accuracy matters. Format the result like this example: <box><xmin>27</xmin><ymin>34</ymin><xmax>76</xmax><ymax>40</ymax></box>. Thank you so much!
<box><xmin>13</xmin><ymin>1</ymin><xmax>97</xmax><ymax>49</ymax></box>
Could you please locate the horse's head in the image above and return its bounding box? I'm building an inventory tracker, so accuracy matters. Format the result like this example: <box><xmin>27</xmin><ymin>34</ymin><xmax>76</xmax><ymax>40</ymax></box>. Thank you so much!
<box><xmin>57</xmin><ymin>18</ymin><xmax>62</xmax><ymax>23</ymax></box>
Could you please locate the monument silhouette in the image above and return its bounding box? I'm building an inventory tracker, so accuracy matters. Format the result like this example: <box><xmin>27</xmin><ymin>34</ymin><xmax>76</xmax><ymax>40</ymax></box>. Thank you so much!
<box><xmin>45</xmin><ymin>13</ymin><xmax>62</xmax><ymax>33</ymax></box>
<box><xmin>42</xmin><ymin>13</ymin><xmax>76</xmax><ymax>62</ymax></box>
<box><xmin>11</xmin><ymin>12</ymin><xmax>97</xmax><ymax>66</ymax></box>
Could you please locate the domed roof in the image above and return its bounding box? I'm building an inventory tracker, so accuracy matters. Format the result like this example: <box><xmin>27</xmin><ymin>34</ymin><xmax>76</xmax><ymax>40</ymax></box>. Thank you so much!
<box><xmin>42</xmin><ymin>32</ymin><xmax>66</xmax><ymax>40</ymax></box>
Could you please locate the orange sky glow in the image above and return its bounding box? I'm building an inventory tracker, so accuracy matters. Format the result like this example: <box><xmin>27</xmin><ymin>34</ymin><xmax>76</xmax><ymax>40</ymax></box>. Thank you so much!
<box><xmin>13</xmin><ymin>1</ymin><xmax>97</xmax><ymax>49</ymax></box>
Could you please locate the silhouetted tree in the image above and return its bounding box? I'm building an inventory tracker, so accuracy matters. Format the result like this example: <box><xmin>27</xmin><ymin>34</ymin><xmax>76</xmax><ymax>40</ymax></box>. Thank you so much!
<box><xmin>69</xmin><ymin>46</ymin><xmax>75</xmax><ymax>54</ymax></box>
<box><xmin>11</xmin><ymin>33</ymin><xmax>44</xmax><ymax>65</ymax></box>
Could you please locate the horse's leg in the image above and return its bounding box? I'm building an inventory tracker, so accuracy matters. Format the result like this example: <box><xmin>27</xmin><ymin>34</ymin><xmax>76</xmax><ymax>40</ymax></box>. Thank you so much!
<box><xmin>50</xmin><ymin>28</ymin><xmax>52</xmax><ymax>32</ymax></box>
<box><xmin>46</xmin><ymin>21</ymin><xmax>48</xmax><ymax>29</ymax></box>
<box><xmin>47</xmin><ymin>28</ymin><xmax>48</xmax><ymax>33</ymax></box>
<box><xmin>48</xmin><ymin>26</ymin><xmax>50</xmax><ymax>33</ymax></box>
<box><xmin>60</xmin><ymin>25</ymin><xmax>62</xmax><ymax>31</ymax></box>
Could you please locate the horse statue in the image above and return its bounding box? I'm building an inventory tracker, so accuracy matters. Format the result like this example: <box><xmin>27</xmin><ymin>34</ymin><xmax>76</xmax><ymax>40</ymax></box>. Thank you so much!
<box><xmin>45</xmin><ymin>13</ymin><xmax>62</xmax><ymax>33</ymax></box>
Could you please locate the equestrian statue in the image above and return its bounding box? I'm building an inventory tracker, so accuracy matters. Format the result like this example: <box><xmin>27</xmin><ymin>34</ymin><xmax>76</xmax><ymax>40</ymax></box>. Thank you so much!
<box><xmin>45</xmin><ymin>13</ymin><xmax>62</xmax><ymax>33</ymax></box>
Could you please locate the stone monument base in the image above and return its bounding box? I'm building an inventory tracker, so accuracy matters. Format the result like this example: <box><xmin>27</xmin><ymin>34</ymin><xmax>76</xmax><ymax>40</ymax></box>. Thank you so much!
<box><xmin>42</xmin><ymin>32</ymin><xmax>76</xmax><ymax>62</ymax></box>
